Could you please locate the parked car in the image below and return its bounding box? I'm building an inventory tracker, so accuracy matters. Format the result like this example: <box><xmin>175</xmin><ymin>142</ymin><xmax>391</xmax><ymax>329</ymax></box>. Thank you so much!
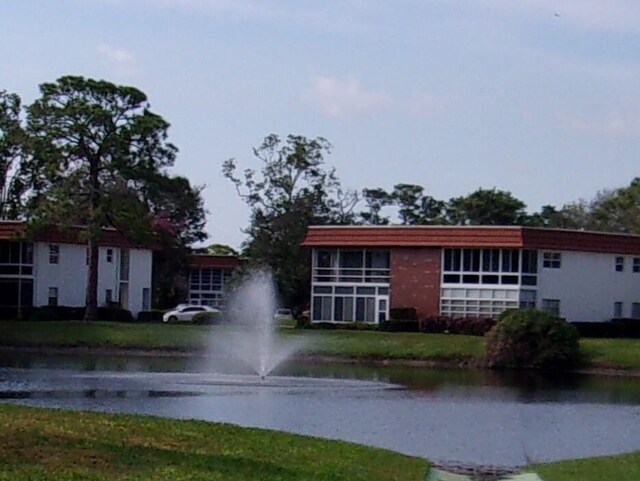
<box><xmin>273</xmin><ymin>308</ymin><xmax>294</xmax><ymax>322</ymax></box>
<box><xmin>162</xmin><ymin>305</ymin><xmax>220</xmax><ymax>323</ymax></box>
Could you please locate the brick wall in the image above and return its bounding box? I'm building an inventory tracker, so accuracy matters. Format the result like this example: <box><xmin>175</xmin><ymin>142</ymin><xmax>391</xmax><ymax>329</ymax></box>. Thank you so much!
<box><xmin>389</xmin><ymin>248</ymin><xmax>441</xmax><ymax>318</ymax></box>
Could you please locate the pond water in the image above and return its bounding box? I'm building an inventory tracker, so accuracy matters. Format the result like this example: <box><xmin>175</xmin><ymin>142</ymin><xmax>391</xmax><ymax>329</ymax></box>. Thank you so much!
<box><xmin>1</xmin><ymin>351</ymin><xmax>640</xmax><ymax>467</ymax></box>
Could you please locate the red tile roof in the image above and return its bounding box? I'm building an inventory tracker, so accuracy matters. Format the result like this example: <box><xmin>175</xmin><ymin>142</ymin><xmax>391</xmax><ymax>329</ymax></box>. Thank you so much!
<box><xmin>189</xmin><ymin>254</ymin><xmax>243</xmax><ymax>268</ymax></box>
<box><xmin>0</xmin><ymin>221</ymin><xmax>157</xmax><ymax>249</ymax></box>
<box><xmin>302</xmin><ymin>225</ymin><xmax>640</xmax><ymax>255</ymax></box>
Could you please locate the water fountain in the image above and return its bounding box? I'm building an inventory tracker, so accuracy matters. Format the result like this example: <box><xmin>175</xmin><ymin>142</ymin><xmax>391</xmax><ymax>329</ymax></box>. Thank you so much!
<box><xmin>212</xmin><ymin>269</ymin><xmax>306</xmax><ymax>378</ymax></box>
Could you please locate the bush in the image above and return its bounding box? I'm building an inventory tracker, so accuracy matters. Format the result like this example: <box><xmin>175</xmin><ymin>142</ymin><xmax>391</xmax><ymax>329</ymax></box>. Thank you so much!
<box><xmin>96</xmin><ymin>307</ymin><xmax>133</xmax><ymax>322</ymax></box>
<box><xmin>419</xmin><ymin>316</ymin><xmax>495</xmax><ymax>336</ymax></box>
<box><xmin>30</xmin><ymin>306</ymin><xmax>85</xmax><ymax>321</ymax></box>
<box><xmin>0</xmin><ymin>306</ymin><xmax>35</xmax><ymax>321</ymax></box>
<box><xmin>192</xmin><ymin>311</ymin><xmax>224</xmax><ymax>325</ymax></box>
<box><xmin>484</xmin><ymin>309</ymin><xmax>580</xmax><ymax>369</ymax></box>
<box><xmin>137</xmin><ymin>310</ymin><xmax>166</xmax><ymax>323</ymax></box>
<box><xmin>29</xmin><ymin>306</ymin><xmax>132</xmax><ymax>322</ymax></box>
<box><xmin>572</xmin><ymin>319</ymin><xmax>640</xmax><ymax>338</ymax></box>
<box><xmin>389</xmin><ymin>307</ymin><xmax>418</xmax><ymax>321</ymax></box>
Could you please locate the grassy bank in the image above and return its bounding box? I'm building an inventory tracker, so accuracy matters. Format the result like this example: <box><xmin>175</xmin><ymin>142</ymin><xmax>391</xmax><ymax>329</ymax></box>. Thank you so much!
<box><xmin>533</xmin><ymin>451</ymin><xmax>640</xmax><ymax>481</ymax></box>
<box><xmin>0</xmin><ymin>321</ymin><xmax>639</xmax><ymax>370</ymax></box>
<box><xmin>0</xmin><ymin>404</ymin><xmax>428</xmax><ymax>481</ymax></box>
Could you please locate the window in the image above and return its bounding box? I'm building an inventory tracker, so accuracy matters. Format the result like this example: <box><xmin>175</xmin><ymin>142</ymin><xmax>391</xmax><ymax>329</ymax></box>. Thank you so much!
<box><xmin>142</xmin><ymin>288</ymin><xmax>150</xmax><ymax>311</ymax></box>
<box><xmin>632</xmin><ymin>303</ymin><xmax>640</xmax><ymax>319</ymax></box>
<box><xmin>615</xmin><ymin>257</ymin><xmax>625</xmax><ymax>272</ymax></box>
<box><xmin>542</xmin><ymin>252</ymin><xmax>561</xmax><ymax>269</ymax></box>
<box><xmin>634</xmin><ymin>258</ymin><xmax>640</xmax><ymax>273</ymax></box>
<box><xmin>105</xmin><ymin>289</ymin><xmax>113</xmax><ymax>304</ymax></box>
<box><xmin>49</xmin><ymin>245</ymin><xmax>59</xmax><ymax>264</ymax></box>
<box><xmin>106</xmin><ymin>249</ymin><xmax>114</xmax><ymax>263</ymax></box>
<box><xmin>614</xmin><ymin>301</ymin><xmax>623</xmax><ymax>318</ymax></box>
<box><xmin>48</xmin><ymin>287</ymin><xmax>58</xmax><ymax>307</ymax></box>
<box><xmin>541</xmin><ymin>299</ymin><xmax>560</xmax><ymax>316</ymax></box>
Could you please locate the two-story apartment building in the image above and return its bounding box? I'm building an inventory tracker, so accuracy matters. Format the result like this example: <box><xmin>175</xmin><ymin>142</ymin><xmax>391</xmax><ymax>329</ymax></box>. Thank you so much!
<box><xmin>187</xmin><ymin>254</ymin><xmax>242</xmax><ymax>309</ymax></box>
<box><xmin>0</xmin><ymin>221</ymin><xmax>153</xmax><ymax>316</ymax></box>
<box><xmin>302</xmin><ymin>225</ymin><xmax>640</xmax><ymax>324</ymax></box>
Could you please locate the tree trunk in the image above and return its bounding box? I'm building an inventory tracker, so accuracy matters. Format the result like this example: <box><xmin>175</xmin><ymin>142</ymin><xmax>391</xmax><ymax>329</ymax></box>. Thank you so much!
<box><xmin>84</xmin><ymin>239</ymin><xmax>99</xmax><ymax>321</ymax></box>
<box><xmin>84</xmin><ymin>157</ymin><xmax>100</xmax><ymax>321</ymax></box>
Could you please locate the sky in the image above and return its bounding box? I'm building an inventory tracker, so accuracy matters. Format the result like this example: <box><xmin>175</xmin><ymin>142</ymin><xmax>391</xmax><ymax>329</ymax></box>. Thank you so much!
<box><xmin>1</xmin><ymin>0</ymin><xmax>639</xmax><ymax>248</ymax></box>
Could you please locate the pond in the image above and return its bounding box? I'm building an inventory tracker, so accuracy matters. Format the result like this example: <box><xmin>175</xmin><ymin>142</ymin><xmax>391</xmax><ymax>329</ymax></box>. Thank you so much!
<box><xmin>1</xmin><ymin>351</ymin><xmax>640</xmax><ymax>468</ymax></box>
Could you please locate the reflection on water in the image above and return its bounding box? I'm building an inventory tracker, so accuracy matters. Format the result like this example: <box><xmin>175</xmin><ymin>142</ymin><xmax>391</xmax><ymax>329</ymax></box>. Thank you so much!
<box><xmin>1</xmin><ymin>351</ymin><xmax>640</xmax><ymax>467</ymax></box>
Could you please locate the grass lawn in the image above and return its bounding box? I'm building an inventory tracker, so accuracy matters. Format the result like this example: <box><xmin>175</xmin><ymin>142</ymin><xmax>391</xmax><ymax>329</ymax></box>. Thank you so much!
<box><xmin>0</xmin><ymin>404</ymin><xmax>428</xmax><ymax>481</ymax></box>
<box><xmin>0</xmin><ymin>321</ymin><xmax>639</xmax><ymax>369</ymax></box>
<box><xmin>532</xmin><ymin>450</ymin><xmax>640</xmax><ymax>481</ymax></box>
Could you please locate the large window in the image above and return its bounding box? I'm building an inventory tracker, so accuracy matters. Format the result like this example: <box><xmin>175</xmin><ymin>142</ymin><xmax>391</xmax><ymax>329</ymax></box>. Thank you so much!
<box><xmin>311</xmin><ymin>285</ymin><xmax>388</xmax><ymax>323</ymax></box>
<box><xmin>188</xmin><ymin>267</ymin><xmax>234</xmax><ymax>308</ymax></box>
<box><xmin>442</xmin><ymin>248</ymin><xmax>537</xmax><ymax>286</ymax></box>
<box><xmin>440</xmin><ymin>288</ymin><xmax>520</xmax><ymax>317</ymax></box>
<box><xmin>312</xmin><ymin>248</ymin><xmax>390</xmax><ymax>283</ymax></box>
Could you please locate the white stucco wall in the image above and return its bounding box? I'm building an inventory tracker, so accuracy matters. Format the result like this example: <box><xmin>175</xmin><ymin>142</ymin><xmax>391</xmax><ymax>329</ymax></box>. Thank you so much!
<box><xmin>126</xmin><ymin>248</ymin><xmax>153</xmax><ymax>315</ymax></box>
<box><xmin>537</xmin><ymin>250</ymin><xmax>640</xmax><ymax>322</ymax></box>
<box><xmin>33</xmin><ymin>242</ymin><xmax>152</xmax><ymax>316</ymax></box>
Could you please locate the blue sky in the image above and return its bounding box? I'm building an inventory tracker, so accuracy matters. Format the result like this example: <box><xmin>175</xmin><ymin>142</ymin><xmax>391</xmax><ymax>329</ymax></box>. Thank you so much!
<box><xmin>2</xmin><ymin>1</ymin><xmax>639</xmax><ymax>248</ymax></box>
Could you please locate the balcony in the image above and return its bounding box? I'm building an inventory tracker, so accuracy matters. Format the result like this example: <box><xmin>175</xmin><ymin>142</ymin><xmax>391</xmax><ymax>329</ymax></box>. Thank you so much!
<box><xmin>312</xmin><ymin>267</ymin><xmax>390</xmax><ymax>284</ymax></box>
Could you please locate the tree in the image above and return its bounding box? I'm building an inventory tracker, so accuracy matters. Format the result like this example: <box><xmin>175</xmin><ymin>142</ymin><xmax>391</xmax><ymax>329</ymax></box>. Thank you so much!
<box><xmin>392</xmin><ymin>183</ymin><xmax>425</xmax><ymax>225</ymax></box>
<box><xmin>0</xmin><ymin>90</ymin><xmax>27</xmax><ymax>219</ymax></box>
<box><xmin>23</xmin><ymin>76</ymin><xmax>182</xmax><ymax>320</ymax></box>
<box><xmin>590</xmin><ymin>180</ymin><xmax>640</xmax><ymax>234</ymax></box>
<box><xmin>224</xmin><ymin>134</ymin><xmax>353</xmax><ymax>308</ymax></box>
<box><xmin>445</xmin><ymin>188</ymin><xmax>527</xmax><ymax>225</ymax></box>
<box><xmin>360</xmin><ymin>187</ymin><xmax>392</xmax><ymax>225</ymax></box>
<box><xmin>198</xmin><ymin>243</ymin><xmax>240</xmax><ymax>256</ymax></box>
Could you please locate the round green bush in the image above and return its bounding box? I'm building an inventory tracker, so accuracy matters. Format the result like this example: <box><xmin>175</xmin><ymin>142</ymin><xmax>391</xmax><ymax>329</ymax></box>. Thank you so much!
<box><xmin>484</xmin><ymin>309</ymin><xmax>580</xmax><ymax>369</ymax></box>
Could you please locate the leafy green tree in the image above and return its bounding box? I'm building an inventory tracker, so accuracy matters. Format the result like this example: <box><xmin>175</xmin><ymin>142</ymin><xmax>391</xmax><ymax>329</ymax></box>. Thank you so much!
<box><xmin>200</xmin><ymin>243</ymin><xmax>240</xmax><ymax>256</ymax></box>
<box><xmin>0</xmin><ymin>90</ymin><xmax>28</xmax><ymax>219</ymax></box>
<box><xmin>445</xmin><ymin>188</ymin><xmax>527</xmax><ymax>225</ymax></box>
<box><xmin>360</xmin><ymin>187</ymin><xmax>392</xmax><ymax>225</ymax></box>
<box><xmin>224</xmin><ymin>134</ymin><xmax>353</xmax><ymax>308</ymax></box>
<box><xmin>590</xmin><ymin>180</ymin><xmax>640</xmax><ymax>233</ymax></box>
<box><xmin>22</xmin><ymin>76</ymin><xmax>184</xmax><ymax>320</ymax></box>
<box><xmin>392</xmin><ymin>183</ymin><xmax>425</xmax><ymax>225</ymax></box>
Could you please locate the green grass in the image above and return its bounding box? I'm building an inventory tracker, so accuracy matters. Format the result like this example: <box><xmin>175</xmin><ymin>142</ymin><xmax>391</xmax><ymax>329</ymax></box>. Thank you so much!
<box><xmin>532</xmin><ymin>450</ymin><xmax>640</xmax><ymax>481</ymax></box>
<box><xmin>0</xmin><ymin>404</ymin><xmax>428</xmax><ymax>481</ymax></box>
<box><xmin>1</xmin><ymin>321</ymin><xmax>639</xmax><ymax>369</ymax></box>
<box><xmin>579</xmin><ymin>338</ymin><xmax>640</xmax><ymax>369</ymax></box>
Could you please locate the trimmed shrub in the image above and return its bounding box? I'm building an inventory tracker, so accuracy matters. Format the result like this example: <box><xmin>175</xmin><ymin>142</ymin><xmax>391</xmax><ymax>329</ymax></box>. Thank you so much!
<box><xmin>137</xmin><ymin>310</ymin><xmax>166</xmax><ymax>323</ymax></box>
<box><xmin>30</xmin><ymin>306</ymin><xmax>85</xmax><ymax>321</ymax></box>
<box><xmin>572</xmin><ymin>320</ymin><xmax>640</xmax><ymax>338</ymax></box>
<box><xmin>419</xmin><ymin>316</ymin><xmax>495</xmax><ymax>336</ymax></box>
<box><xmin>484</xmin><ymin>309</ymin><xmax>580</xmax><ymax>369</ymax></box>
<box><xmin>192</xmin><ymin>311</ymin><xmax>224</xmax><ymax>325</ymax></box>
<box><xmin>29</xmin><ymin>306</ymin><xmax>132</xmax><ymax>322</ymax></box>
<box><xmin>0</xmin><ymin>306</ymin><xmax>35</xmax><ymax>321</ymax></box>
<box><xmin>96</xmin><ymin>307</ymin><xmax>134</xmax><ymax>322</ymax></box>
<box><xmin>389</xmin><ymin>307</ymin><xmax>418</xmax><ymax>321</ymax></box>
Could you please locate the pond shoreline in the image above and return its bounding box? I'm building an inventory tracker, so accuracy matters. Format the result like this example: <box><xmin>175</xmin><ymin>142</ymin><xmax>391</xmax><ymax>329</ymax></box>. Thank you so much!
<box><xmin>2</xmin><ymin>344</ymin><xmax>639</xmax><ymax>378</ymax></box>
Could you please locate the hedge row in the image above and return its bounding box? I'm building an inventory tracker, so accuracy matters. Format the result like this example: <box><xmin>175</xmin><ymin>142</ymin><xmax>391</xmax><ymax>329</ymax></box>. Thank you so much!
<box><xmin>0</xmin><ymin>305</ymin><xmax>134</xmax><ymax>322</ymax></box>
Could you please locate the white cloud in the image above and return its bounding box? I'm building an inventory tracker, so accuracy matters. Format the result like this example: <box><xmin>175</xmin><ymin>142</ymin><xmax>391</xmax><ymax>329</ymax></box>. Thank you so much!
<box><xmin>303</xmin><ymin>76</ymin><xmax>391</xmax><ymax>118</ymax></box>
<box><xmin>97</xmin><ymin>43</ymin><xmax>135</xmax><ymax>76</ymax></box>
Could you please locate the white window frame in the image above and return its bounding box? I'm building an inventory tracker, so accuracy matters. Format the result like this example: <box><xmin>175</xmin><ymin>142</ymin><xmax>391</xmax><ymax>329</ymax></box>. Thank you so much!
<box><xmin>49</xmin><ymin>244</ymin><xmax>60</xmax><ymax>264</ymax></box>
<box><xmin>542</xmin><ymin>252</ymin><xmax>561</xmax><ymax>269</ymax></box>
<box><xmin>633</xmin><ymin>258</ymin><xmax>640</xmax><ymax>273</ymax></box>
<box><xmin>106</xmin><ymin>249</ymin><xmax>114</xmax><ymax>263</ymax></box>
<box><xmin>615</xmin><ymin>257</ymin><xmax>625</xmax><ymax>272</ymax></box>
<box><xmin>541</xmin><ymin>298</ymin><xmax>561</xmax><ymax>316</ymax></box>
<box><xmin>48</xmin><ymin>287</ymin><xmax>58</xmax><ymax>306</ymax></box>
<box><xmin>614</xmin><ymin>301</ymin><xmax>623</xmax><ymax>318</ymax></box>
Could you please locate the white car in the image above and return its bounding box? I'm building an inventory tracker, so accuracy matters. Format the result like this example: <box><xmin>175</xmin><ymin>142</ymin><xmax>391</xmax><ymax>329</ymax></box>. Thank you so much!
<box><xmin>273</xmin><ymin>308</ymin><xmax>294</xmax><ymax>322</ymax></box>
<box><xmin>162</xmin><ymin>305</ymin><xmax>220</xmax><ymax>323</ymax></box>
